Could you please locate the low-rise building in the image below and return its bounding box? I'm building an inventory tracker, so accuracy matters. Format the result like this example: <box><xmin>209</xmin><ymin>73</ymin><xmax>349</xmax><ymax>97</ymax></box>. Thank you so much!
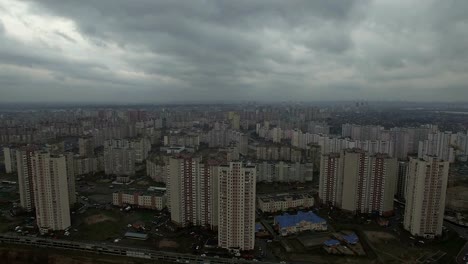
<box><xmin>257</xmin><ymin>193</ymin><xmax>314</xmax><ymax>213</ymax></box>
<box><xmin>274</xmin><ymin>211</ymin><xmax>327</xmax><ymax>236</ymax></box>
<box><xmin>112</xmin><ymin>190</ymin><xmax>166</xmax><ymax>210</ymax></box>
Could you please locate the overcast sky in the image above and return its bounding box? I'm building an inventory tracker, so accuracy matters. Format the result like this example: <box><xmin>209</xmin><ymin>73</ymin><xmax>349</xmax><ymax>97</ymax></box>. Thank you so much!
<box><xmin>0</xmin><ymin>0</ymin><xmax>467</xmax><ymax>103</ymax></box>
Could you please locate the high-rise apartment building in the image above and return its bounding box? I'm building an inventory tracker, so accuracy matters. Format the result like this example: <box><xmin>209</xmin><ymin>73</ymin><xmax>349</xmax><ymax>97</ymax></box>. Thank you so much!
<box><xmin>218</xmin><ymin>162</ymin><xmax>256</xmax><ymax>250</ymax></box>
<box><xmin>319</xmin><ymin>149</ymin><xmax>397</xmax><ymax>215</ymax></box>
<box><xmin>3</xmin><ymin>146</ymin><xmax>17</xmax><ymax>173</ymax></box>
<box><xmin>319</xmin><ymin>153</ymin><xmax>343</xmax><ymax>207</ymax></box>
<box><xmin>16</xmin><ymin>147</ymin><xmax>38</xmax><ymax>211</ymax></box>
<box><xmin>31</xmin><ymin>152</ymin><xmax>71</xmax><ymax>233</ymax></box>
<box><xmin>396</xmin><ymin>161</ymin><xmax>408</xmax><ymax>200</ymax></box>
<box><xmin>404</xmin><ymin>157</ymin><xmax>449</xmax><ymax>238</ymax></box>
<box><xmin>64</xmin><ymin>152</ymin><xmax>77</xmax><ymax>205</ymax></box>
<box><xmin>418</xmin><ymin>131</ymin><xmax>455</xmax><ymax>163</ymax></box>
<box><xmin>78</xmin><ymin>136</ymin><xmax>94</xmax><ymax>157</ymax></box>
<box><xmin>103</xmin><ymin>140</ymin><xmax>136</xmax><ymax>176</ymax></box>
<box><xmin>167</xmin><ymin>156</ymin><xmax>219</xmax><ymax>229</ymax></box>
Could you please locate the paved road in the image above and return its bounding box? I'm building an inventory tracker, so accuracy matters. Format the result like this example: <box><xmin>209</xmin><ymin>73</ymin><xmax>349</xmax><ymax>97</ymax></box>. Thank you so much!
<box><xmin>445</xmin><ymin>221</ymin><xmax>468</xmax><ymax>240</ymax></box>
<box><xmin>444</xmin><ymin>221</ymin><xmax>468</xmax><ymax>264</ymax></box>
<box><xmin>0</xmin><ymin>233</ymin><xmax>280</xmax><ymax>264</ymax></box>
<box><xmin>456</xmin><ymin>242</ymin><xmax>468</xmax><ymax>264</ymax></box>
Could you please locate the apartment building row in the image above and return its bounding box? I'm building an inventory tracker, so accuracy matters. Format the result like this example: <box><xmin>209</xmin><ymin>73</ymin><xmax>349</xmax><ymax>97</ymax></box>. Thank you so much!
<box><xmin>257</xmin><ymin>193</ymin><xmax>314</xmax><ymax>213</ymax></box>
<box><xmin>112</xmin><ymin>190</ymin><xmax>166</xmax><ymax>210</ymax></box>
<box><xmin>255</xmin><ymin>145</ymin><xmax>302</xmax><ymax>162</ymax></box>
<box><xmin>256</xmin><ymin>161</ymin><xmax>313</xmax><ymax>182</ymax></box>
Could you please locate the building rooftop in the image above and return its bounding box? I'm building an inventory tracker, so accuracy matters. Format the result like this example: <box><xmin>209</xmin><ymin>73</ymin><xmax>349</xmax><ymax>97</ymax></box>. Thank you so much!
<box><xmin>342</xmin><ymin>233</ymin><xmax>359</xmax><ymax>244</ymax></box>
<box><xmin>324</xmin><ymin>239</ymin><xmax>340</xmax><ymax>247</ymax></box>
<box><xmin>275</xmin><ymin>211</ymin><xmax>326</xmax><ymax>228</ymax></box>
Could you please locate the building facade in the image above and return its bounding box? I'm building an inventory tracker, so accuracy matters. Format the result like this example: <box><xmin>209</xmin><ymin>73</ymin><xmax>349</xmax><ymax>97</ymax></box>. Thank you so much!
<box><xmin>31</xmin><ymin>152</ymin><xmax>71</xmax><ymax>233</ymax></box>
<box><xmin>3</xmin><ymin>146</ymin><xmax>17</xmax><ymax>173</ymax></box>
<box><xmin>404</xmin><ymin>156</ymin><xmax>449</xmax><ymax>238</ymax></box>
<box><xmin>218</xmin><ymin>162</ymin><xmax>256</xmax><ymax>250</ymax></box>
<box><xmin>16</xmin><ymin>147</ymin><xmax>37</xmax><ymax>211</ymax></box>
<box><xmin>319</xmin><ymin>149</ymin><xmax>397</xmax><ymax>215</ymax></box>
<box><xmin>257</xmin><ymin>193</ymin><xmax>314</xmax><ymax>213</ymax></box>
<box><xmin>167</xmin><ymin>156</ymin><xmax>219</xmax><ymax>228</ymax></box>
<box><xmin>112</xmin><ymin>191</ymin><xmax>166</xmax><ymax>210</ymax></box>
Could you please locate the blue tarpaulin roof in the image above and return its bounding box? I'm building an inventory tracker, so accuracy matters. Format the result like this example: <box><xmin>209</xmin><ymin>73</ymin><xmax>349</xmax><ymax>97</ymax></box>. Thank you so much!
<box><xmin>324</xmin><ymin>239</ymin><xmax>340</xmax><ymax>247</ymax></box>
<box><xmin>255</xmin><ymin>223</ymin><xmax>264</xmax><ymax>232</ymax></box>
<box><xmin>275</xmin><ymin>211</ymin><xmax>326</xmax><ymax>228</ymax></box>
<box><xmin>343</xmin><ymin>233</ymin><xmax>359</xmax><ymax>244</ymax></box>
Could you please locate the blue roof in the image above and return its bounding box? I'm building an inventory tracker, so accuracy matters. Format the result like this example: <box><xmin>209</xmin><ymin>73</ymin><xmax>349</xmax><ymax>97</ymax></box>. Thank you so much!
<box><xmin>255</xmin><ymin>223</ymin><xmax>264</xmax><ymax>232</ymax></box>
<box><xmin>274</xmin><ymin>211</ymin><xmax>326</xmax><ymax>228</ymax></box>
<box><xmin>342</xmin><ymin>233</ymin><xmax>359</xmax><ymax>244</ymax></box>
<box><xmin>324</xmin><ymin>239</ymin><xmax>340</xmax><ymax>247</ymax></box>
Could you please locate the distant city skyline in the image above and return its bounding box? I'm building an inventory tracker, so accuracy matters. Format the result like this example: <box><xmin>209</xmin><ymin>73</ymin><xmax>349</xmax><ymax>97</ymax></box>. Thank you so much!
<box><xmin>1</xmin><ymin>0</ymin><xmax>468</xmax><ymax>103</ymax></box>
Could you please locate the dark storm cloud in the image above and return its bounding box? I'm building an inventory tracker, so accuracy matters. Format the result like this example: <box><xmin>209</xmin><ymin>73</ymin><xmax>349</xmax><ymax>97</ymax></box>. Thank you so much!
<box><xmin>0</xmin><ymin>0</ymin><xmax>467</xmax><ymax>102</ymax></box>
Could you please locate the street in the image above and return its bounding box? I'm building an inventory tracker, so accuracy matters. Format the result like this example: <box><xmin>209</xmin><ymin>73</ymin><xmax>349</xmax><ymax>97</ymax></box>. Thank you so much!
<box><xmin>444</xmin><ymin>221</ymin><xmax>468</xmax><ymax>264</ymax></box>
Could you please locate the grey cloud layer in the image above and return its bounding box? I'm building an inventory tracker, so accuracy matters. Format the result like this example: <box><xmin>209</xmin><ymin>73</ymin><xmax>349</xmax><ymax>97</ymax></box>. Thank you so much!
<box><xmin>1</xmin><ymin>0</ymin><xmax>468</xmax><ymax>103</ymax></box>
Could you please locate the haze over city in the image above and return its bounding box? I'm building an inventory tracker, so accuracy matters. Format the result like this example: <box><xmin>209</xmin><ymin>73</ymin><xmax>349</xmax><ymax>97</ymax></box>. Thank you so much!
<box><xmin>1</xmin><ymin>0</ymin><xmax>468</xmax><ymax>103</ymax></box>
<box><xmin>1</xmin><ymin>1</ymin><xmax>468</xmax><ymax>264</ymax></box>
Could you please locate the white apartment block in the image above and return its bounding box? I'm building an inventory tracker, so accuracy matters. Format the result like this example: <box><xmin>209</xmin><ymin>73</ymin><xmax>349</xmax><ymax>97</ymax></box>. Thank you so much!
<box><xmin>113</xmin><ymin>191</ymin><xmax>166</xmax><ymax>210</ymax></box>
<box><xmin>257</xmin><ymin>193</ymin><xmax>314</xmax><ymax>213</ymax></box>
<box><xmin>31</xmin><ymin>152</ymin><xmax>71</xmax><ymax>233</ymax></box>
<box><xmin>218</xmin><ymin>162</ymin><xmax>256</xmax><ymax>250</ymax></box>
<box><xmin>404</xmin><ymin>156</ymin><xmax>449</xmax><ymax>238</ymax></box>
<box><xmin>3</xmin><ymin>147</ymin><xmax>17</xmax><ymax>173</ymax></box>
<box><xmin>418</xmin><ymin>132</ymin><xmax>455</xmax><ymax>163</ymax></box>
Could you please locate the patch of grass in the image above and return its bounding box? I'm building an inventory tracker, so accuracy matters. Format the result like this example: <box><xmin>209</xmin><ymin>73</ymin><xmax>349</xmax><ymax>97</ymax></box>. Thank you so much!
<box><xmin>0</xmin><ymin>221</ymin><xmax>11</xmax><ymax>233</ymax></box>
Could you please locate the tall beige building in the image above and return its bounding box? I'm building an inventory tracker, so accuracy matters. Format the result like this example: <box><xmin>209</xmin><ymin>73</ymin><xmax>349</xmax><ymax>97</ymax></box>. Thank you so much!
<box><xmin>167</xmin><ymin>155</ymin><xmax>219</xmax><ymax>228</ymax></box>
<box><xmin>16</xmin><ymin>147</ymin><xmax>38</xmax><ymax>212</ymax></box>
<box><xmin>319</xmin><ymin>153</ymin><xmax>343</xmax><ymax>207</ymax></box>
<box><xmin>319</xmin><ymin>149</ymin><xmax>397</xmax><ymax>215</ymax></box>
<box><xmin>218</xmin><ymin>162</ymin><xmax>256</xmax><ymax>250</ymax></box>
<box><xmin>404</xmin><ymin>156</ymin><xmax>449</xmax><ymax>238</ymax></box>
<box><xmin>31</xmin><ymin>152</ymin><xmax>71</xmax><ymax>233</ymax></box>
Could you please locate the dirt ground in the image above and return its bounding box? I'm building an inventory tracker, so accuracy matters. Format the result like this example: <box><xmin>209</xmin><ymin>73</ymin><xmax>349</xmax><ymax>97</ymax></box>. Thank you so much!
<box><xmin>364</xmin><ymin>231</ymin><xmax>396</xmax><ymax>243</ymax></box>
<box><xmin>85</xmin><ymin>214</ymin><xmax>117</xmax><ymax>225</ymax></box>
<box><xmin>159</xmin><ymin>239</ymin><xmax>179</xmax><ymax>248</ymax></box>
